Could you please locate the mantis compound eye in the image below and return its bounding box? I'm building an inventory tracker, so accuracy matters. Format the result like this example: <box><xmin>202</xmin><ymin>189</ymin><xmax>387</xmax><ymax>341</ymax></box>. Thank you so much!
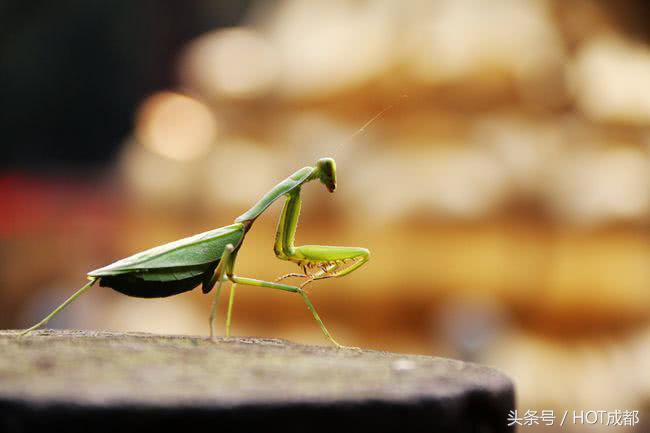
<box><xmin>316</xmin><ymin>157</ymin><xmax>337</xmax><ymax>192</ymax></box>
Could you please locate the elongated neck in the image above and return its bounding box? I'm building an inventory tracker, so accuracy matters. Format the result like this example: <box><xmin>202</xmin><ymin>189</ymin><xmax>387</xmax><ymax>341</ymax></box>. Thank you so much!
<box><xmin>234</xmin><ymin>166</ymin><xmax>315</xmax><ymax>224</ymax></box>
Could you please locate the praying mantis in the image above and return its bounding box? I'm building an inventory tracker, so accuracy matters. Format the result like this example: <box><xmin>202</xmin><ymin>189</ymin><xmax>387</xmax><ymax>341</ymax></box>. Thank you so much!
<box><xmin>19</xmin><ymin>157</ymin><xmax>369</xmax><ymax>348</ymax></box>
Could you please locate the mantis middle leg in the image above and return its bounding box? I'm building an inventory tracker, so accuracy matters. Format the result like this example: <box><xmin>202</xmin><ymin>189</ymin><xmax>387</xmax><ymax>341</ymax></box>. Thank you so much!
<box><xmin>225</xmin><ymin>282</ymin><xmax>237</xmax><ymax>337</ymax></box>
<box><xmin>213</xmin><ymin>245</ymin><xmax>345</xmax><ymax>347</ymax></box>
<box><xmin>206</xmin><ymin>244</ymin><xmax>236</xmax><ymax>339</ymax></box>
<box><xmin>225</xmin><ymin>275</ymin><xmax>346</xmax><ymax>348</ymax></box>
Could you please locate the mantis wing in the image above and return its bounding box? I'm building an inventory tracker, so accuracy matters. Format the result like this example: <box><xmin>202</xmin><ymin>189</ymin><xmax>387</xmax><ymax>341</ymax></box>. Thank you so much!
<box><xmin>98</xmin><ymin>268</ymin><xmax>212</xmax><ymax>298</ymax></box>
<box><xmin>88</xmin><ymin>223</ymin><xmax>245</xmax><ymax>276</ymax></box>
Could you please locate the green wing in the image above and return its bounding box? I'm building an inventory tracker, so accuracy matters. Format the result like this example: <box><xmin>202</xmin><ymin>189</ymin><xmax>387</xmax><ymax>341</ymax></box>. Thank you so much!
<box><xmin>137</xmin><ymin>266</ymin><xmax>211</xmax><ymax>281</ymax></box>
<box><xmin>88</xmin><ymin>223</ymin><xmax>245</xmax><ymax>276</ymax></box>
<box><xmin>235</xmin><ymin>167</ymin><xmax>314</xmax><ymax>223</ymax></box>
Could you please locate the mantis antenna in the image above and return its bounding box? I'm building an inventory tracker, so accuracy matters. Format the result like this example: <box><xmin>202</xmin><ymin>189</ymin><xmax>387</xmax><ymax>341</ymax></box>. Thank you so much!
<box><xmin>334</xmin><ymin>94</ymin><xmax>408</xmax><ymax>155</ymax></box>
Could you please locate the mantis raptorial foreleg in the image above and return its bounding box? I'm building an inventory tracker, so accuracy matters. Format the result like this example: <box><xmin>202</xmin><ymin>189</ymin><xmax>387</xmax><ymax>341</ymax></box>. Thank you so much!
<box><xmin>275</xmin><ymin>273</ymin><xmax>309</xmax><ymax>282</ymax></box>
<box><xmin>273</xmin><ymin>188</ymin><xmax>370</xmax><ymax>281</ymax></box>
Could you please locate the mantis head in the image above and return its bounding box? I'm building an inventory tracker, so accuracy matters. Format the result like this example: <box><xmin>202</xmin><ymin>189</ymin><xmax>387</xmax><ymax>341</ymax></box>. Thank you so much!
<box><xmin>315</xmin><ymin>158</ymin><xmax>337</xmax><ymax>192</ymax></box>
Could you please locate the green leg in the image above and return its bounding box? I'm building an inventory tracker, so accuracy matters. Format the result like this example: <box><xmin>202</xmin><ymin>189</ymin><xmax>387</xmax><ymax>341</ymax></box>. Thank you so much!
<box><xmin>225</xmin><ymin>283</ymin><xmax>237</xmax><ymax>337</ymax></box>
<box><xmin>208</xmin><ymin>279</ymin><xmax>225</xmax><ymax>339</ymax></box>
<box><xmin>299</xmin><ymin>256</ymin><xmax>368</xmax><ymax>289</ymax></box>
<box><xmin>229</xmin><ymin>276</ymin><xmax>348</xmax><ymax>348</ymax></box>
<box><xmin>19</xmin><ymin>278</ymin><xmax>97</xmax><ymax>337</ymax></box>
<box><xmin>208</xmin><ymin>245</ymin><xmax>235</xmax><ymax>339</ymax></box>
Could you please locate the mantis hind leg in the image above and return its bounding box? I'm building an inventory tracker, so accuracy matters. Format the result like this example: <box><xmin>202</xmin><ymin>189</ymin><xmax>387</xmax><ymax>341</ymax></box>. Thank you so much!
<box><xmin>19</xmin><ymin>278</ymin><xmax>98</xmax><ymax>337</ymax></box>
<box><xmin>228</xmin><ymin>275</ymin><xmax>350</xmax><ymax>348</ymax></box>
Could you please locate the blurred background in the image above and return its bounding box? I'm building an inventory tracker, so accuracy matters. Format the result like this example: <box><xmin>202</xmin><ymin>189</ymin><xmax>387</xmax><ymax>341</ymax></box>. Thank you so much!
<box><xmin>2</xmin><ymin>0</ymin><xmax>650</xmax><ymax>431</ymax></box>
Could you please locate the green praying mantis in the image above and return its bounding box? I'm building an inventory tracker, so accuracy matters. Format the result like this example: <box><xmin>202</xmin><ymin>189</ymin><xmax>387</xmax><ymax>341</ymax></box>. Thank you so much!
<box><xmin>19</xmin><ymin>157</ymin><xmax>369</xmax><ymax>348</ymax></box>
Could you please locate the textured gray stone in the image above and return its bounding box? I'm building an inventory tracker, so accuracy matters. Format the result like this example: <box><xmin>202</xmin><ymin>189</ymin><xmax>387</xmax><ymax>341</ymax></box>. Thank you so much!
<box><xmin>0</xmin><ymin>329</ymin><xmax>515</xmax><ymax>433</ymax></box>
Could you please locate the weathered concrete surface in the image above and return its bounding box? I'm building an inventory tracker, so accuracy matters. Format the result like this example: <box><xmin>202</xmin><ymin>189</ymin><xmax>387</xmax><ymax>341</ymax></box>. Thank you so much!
<box><xmin>0</xmin><ymin>330</ymin><xmax>515</xmax><ymax>433</ymax></box>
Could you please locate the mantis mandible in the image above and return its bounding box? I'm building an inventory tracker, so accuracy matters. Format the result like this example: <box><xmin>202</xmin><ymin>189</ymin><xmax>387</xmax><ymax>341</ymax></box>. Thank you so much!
<box><xmin>19</xmin><ymin>157</ymin><xmax>369</xmax><ymax>348</ymax></box>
